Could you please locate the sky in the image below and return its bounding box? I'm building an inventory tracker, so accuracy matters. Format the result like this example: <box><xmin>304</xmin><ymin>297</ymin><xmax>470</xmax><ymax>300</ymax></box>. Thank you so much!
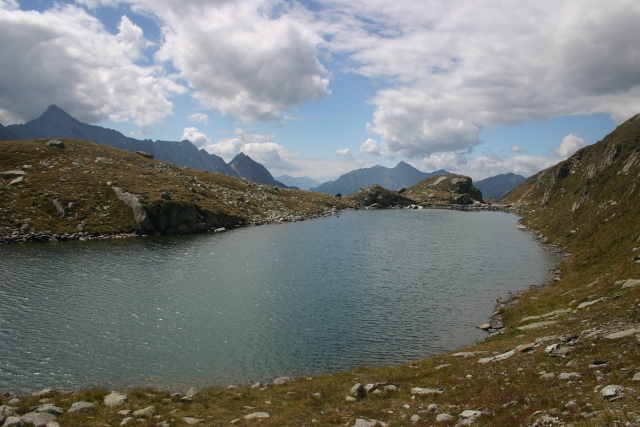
<box><xmin>1</xmin><ymin>0</ymin><xmax>638</xmax><ymax>182</ymax></box>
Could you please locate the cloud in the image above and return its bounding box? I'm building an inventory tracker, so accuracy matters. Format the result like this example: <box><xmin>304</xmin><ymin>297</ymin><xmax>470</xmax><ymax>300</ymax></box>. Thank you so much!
<box><xmin>204</xmin><ymin>128</ymin><xmax>300</xmax><ymax>172</ymax></box>
<box><xmin>553</xmin><ymin>134</ymin><xmax>586</xmax><ymax>157</ymax></box>
<box><xmin>359</xmin><ymin>138</ymin><xmax>381</xmax><ymax>156</ymax></box>
<box><xmin>0</xmin><ymin>5</ymin><xmax>182</xmax><ymax>128</ymax></box>
<box><xmin>412</xmin><ymin>133</ymin><xmax>590</xmax><ymax>180</ymax></box>
<box><xmin>335</xmin><ymin>148</ymin><xmax>352</xmax><ymax>157</ymax></box>
<box><xmin>187</xmin><ymin>112</ymin><xmax>209</xmax><ymax>125</ymax></box>
<box><xmin>322</xmin><ymin>0</ymin><xmax>640</xmax><ymax>157</ymax></box>
<box><xmin>181</xmin><ymin>126</ymin><xmax>211</xmax><ymax>146</ymax></box>
<box><xmin>510</xmin><ymin>145</ymin><xmax>526</xmax><ymax>153</ymax></box>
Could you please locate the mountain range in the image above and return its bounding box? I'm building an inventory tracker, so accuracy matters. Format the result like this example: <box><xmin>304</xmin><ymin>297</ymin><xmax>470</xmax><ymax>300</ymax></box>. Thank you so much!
<box><xmin>1</xmin><ymin>105</ymin><xmax>286</xmax><ymax>187</ymax></box>
<box><xmin>310</xmin><ymin>161</ymin><xmax>449</xmax><ymax>195</ymax></box>
<box><xmin>274</xmin><ymin>175</ymin><xmax>320</xmax><ymax>190</ymax></box>
<box><xmin>474</xmin><ymin>173</ymin><xmax>527</xmax><ymax>199</ymax></box>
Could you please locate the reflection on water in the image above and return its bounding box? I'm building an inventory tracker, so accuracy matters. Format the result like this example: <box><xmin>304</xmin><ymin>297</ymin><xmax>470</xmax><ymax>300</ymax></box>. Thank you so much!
<box><xmin>0</xmin><ymin>209</ymin><xmax>557</xmax><ymax>393</ymax></box>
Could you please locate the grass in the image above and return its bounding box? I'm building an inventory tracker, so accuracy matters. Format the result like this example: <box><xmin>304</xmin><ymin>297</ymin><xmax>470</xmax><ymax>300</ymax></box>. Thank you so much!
<box><xmin>2</xmin><ymin>121</ymin><xmax>640</xmax><ymax>426</ymax></box>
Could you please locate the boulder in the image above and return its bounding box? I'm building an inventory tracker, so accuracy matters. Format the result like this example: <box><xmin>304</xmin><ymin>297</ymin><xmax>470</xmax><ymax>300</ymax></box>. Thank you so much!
<box><xmin>46</xmin><ymin>140</ymin><xmax>64</xmax><ymax>149</ymax></box>
<box><xmin>1</xmin><ymin>406</ymin><xmax>19</xmax><ymax>417</ymax></box>
<box><xmin>181</xmin><ymin>387</ymin><xmax>198</xmax><ymax>401</ymax></box>
<box><xmin>3</xmin><ymin>416</ymin><xmax>25</xmax><ymax>427</ymax></box>
<box><xmin>9</xmin><ymin>177</ymin><xmax>24</xmax><ymax>185</ymax></box>
<box><xmin>353</xmin><ymin>420</ymin><xmax>388</xmax><ymax>427</ymax></box>
<box><xmin>135</xmin><ymin>151</ymin><xmax>154</xmax><ymax>159</ymax></box>
<box><xmin>132</xmin><ymin>406</ymin><xmax>155</xmax><ymax>418</ymax></box>
<box><xmin>21</xmin><ymin>412</ymin><xmax>56</xmax><ymax>427</ymax></box>
<box><xmin>182</xmin><ymin>417</ymin><xmax>204</xmax><ymax>425</ymax></box>
<box><xmin>104</xmin><ymin>392</ymin><xmax>127</xmax><ymax>407</ymax></box>
<box><xmin>350</xmin><ymin>383</ymin><xmax>366</xmax><ymax>398</ymax></box>
<box><xmin>272</xmin><ymin>377</ymin><xmax>292</xmax><ymax>386</ymax></box>
<box><xmin>67</xmin><ymin>401</ymin><xmax>95</xmax><ymax>413</ymax></box>
<box><xmin>435</xmin><ymin>413</ymin><xmax>454</xmax><ymax>422</ymax></box>
<box><xmin>410</xmin><ymin>387</ymin><xmax>443</xmax><ymax>395</ymax></box>
<box><xmin>35</xmin><ymin>405</ymin><xmax>63</xmax><ymax>416</ymax></box>
<box><xmin>1</xmin><ymin>170</ymin><xmax>25</xmax><ymax>179</ymax></box>
<box><xmin>244</xmin><ymin>412</ymin><xmax>269</xmax><ymax>420</ymax></box>
<box><xmin>600</xmin><ymin>385</ymin><xmax>623</xmax><ymax>399</ymax></box>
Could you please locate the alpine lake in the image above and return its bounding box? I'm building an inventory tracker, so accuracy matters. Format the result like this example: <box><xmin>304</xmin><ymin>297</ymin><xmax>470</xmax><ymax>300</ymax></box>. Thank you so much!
<box><xmin>0</xmin><ymin>209</ymin><xmax>559</xmax><ymax>394</ymax></box>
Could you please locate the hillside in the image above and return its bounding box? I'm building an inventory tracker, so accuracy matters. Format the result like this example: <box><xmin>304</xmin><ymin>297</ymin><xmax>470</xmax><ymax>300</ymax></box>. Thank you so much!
<box><xmin>475</xmin><ymin>172</ymin><xmax>527</xmax><ymax>199</ymax></box>
<box><xmin>2</xmin><ymin>117</ymin><xmax>640</xmax><ymax>427</ymax></box>
<box><xmin>274</xmin><ymin>174</ymin><xmax>320</xmax><ymax>190</ymax></box>
<box><xmin>310</xmin><ymin>161</ymin><xmax>448</xmax><ymax>195</ymax></box>
<box><xmin>229</xmin><ymin>152</ymin><xmax>287</xmax><ymax>188</ymax></box>
<box><xmin>0</xmin><ymin>138</ymin><xmax>346</xmax><ymax>240</ymax></box>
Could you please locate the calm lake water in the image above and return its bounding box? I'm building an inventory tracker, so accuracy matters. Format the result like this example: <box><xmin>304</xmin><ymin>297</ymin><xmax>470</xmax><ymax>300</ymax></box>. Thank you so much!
<box><xmin>0</xmin><ymin>209</ymin><xmax>557</xmax><ymax>393</ymax></box>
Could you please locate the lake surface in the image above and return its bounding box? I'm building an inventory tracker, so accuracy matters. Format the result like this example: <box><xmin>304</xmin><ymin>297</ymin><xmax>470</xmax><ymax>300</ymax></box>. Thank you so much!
<box><xmin>0</xmin><ymin>209</ymin><xmax>557</xmax><ymax>393</ymax></box>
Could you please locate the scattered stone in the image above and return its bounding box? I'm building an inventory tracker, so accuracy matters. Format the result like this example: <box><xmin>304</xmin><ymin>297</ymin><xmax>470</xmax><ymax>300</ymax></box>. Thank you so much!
<box><xmin>67</xmin><ymin>402</ymin><xmax>96</xmax><ymax>413</ymax></box>
<box><xmin>31</xmin><ymin>389</ymin><xmax>52</xmax><ymax>397</ymax></box>
<box><xmin>402</xmin><ymin>404</ymin><xmax>410</xmax><ymax>410</ymax></box>
<box><xmin>558</xmin><ymin>372</ymin><xmax>582</xmax><ymax>380</ymax></box>
<box><xmin>577</xmin><ymin>298</ymin><xmax>604</xmax><ymax>309</ymax></box>
<box><xmin>435</xmin><ymin>413</ymin><xmax>454</xmax><ymax>422</ymax></box>
<box><xmin>21</xmin><ymin>412</ymin><xmax>56</xmax><ymax>427</ymax></box>
<box><xmin>350</xmin><ymin>383</ymin><xmax>366</xmax><ymax>398</ymax></box>
<box><xmin>427</xmin><ymin>404</ymin><xmax>441</xmax><ymax>413</ymax></box>
<box><xmin>460</xmin><ymin>410</ymin><xmax>483</xmax><ymax>421</ymax></box>
<box><xmin>272</xmin><ymin>377</ymin><xmax>292</xmax><ymax>386</ymax></box>
<box><xmin>410</xmin><ymin>387</ymin><xmax>444</xmax><ymax>395</ymax></box>
<box><xmin>250</xmin><ymin>382</ymin><xmax>261</xmax><ymax>389</ymax></box>
<box><xmin>478</xmin><ymin>350</ymin><xmax>515</xmax><ymax>363</ymax></box>
<box><xmin>120</xmin><ymin>417</ymin><xmax>133</xmax><ymax>425</ymax></box>
<box><xmin>383</xmin><ymin>385</ymin><xmax>397</xmax><ymax>392</ymax></box>
<box><xmin>0</xmin><ymin>170</ymin><xmax>26</xmax><ymax>179</ymax></box>
<box><xmin>605</xmin><ymin>328</ymin><xmax>640</xmax><ymax>339</ymax></box>
<box><xmin>35</xmin><ymin>404</ymin><xmax>64</xmax><ymax>415</ymax></box>
<box><xmin>46</xmin><ymin>140</ymin><xmax>64</xmax><ymax>149</ymax></box>
<box><xmin>132</xmin><ymin>406</ymin><xmax>155</xmax><ymax>418</ymax></box>
<box><xmin>181</xmin><ymin>387</ymin><xmax>198</xmax><ymax>401</ymax></box>
<box><xmin>104</xmin><ymin>392</ymin><xmax>127</xmax><ymax>407</ymax></box>
<box><xmin>621</xmin><ymin>279</ymin><xmax>640</xmax><ymax>289</ymax></box>
<box><xmin>353</xmin><ymin>419</ymin><xmax>388</xmax><ymax>427</ymax></box>
<box><xmin>476</xmin><ymin>324</ymin><xmax>491</xmax><ymax>330</ymax></box>
<box><xmin>599</xmin><ymin>385</ymin><xmax>623</xmax><ymax>399</ymax></box>
<box><xmin>540</xmin><ymin>372</ymin><xmax>555</xmax><ymax>379</ymax></box>
<box><xmin>8</xmin><ymin>399</ymin><xmax>20</xmax><ymax>406</ymax></box>
<box><xmin>515</xmin><ymin>343</ymin><xmax>536</xmax><ymax>352</ymax></box>
<box><xmin>434</xmin><ymin>364</ymin><xmax>450</xmax><ymax>370</ymax></box>
<box><xmin>565</xmin><ymin>401</ymin><xmax>577</xmax><ymax>409</ymax></box>
<box><xmin>535</xmin><ymin>336</ymin><xmax>557</xmax><ymax>343</ymax></box>
<box><xmin>182</xmin><ymin>417</ymin><xmax>204</xmax><ymax>424</ymax></box>
<box><xmin>135</xmin><ymin>151</ymin><xmax>154</xmax><ymax>159</ymax></box>
<box><xmin>8</xmin><ymin>176</ymin><xmax>24</xmax><ymax>185</ymax></box>
<box><xmin>452</xmin><ymin>351</ymin><xmax>486</xmax><ymax>358</ymax></box>
<box><xmin>517</xmin><ymin>321</ymin><xmax>558</xmax><ymax>331</ymax></box>
<box><xmin>46</xmin><ymin>422</ymin><xmax>59</xmax><ymax>427</ymax></box>
<box><xmin>244</xmin><ymin>412</ymin><xmax>269</xmax><ymax>420</ymax></box>
<box><xmin>160</xmin><ymin>191</ymin><xmax>171</xmax><ymax>200</ymax></box>
<box><xmin>313</xmin><ymin>392</ymin><xmax>322</xmax><ymax>398</ymax></box>
<box><xmin>410</xmin><ymin>414</ymin><xmax>420</xmax><ymax>422</ymax></box>
<box><xmin>632</xmin><ymin>372</ymin><xmax>640</xmax><ymax>381</ymax></box>
<box><xmin>117</xmin><ymin>410</ymin><xmax>132</xmax><ymax>416</ymax></box>
<box><xmin>345</xmin><ymin>396</ymin><xmax>356</xmax><ymax>402</ymax></box>
<box><xmin>3</xmin><ymin>417</ymin><xmax>25</xmax><ymax>427</ymax></box>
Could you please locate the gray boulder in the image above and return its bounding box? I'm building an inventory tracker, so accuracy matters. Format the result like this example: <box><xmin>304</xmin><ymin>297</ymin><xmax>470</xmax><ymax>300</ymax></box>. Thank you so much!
<box><xmin>21</xmin><ymin>412</ymin><xmax>56</xmax><ymax>427</ymax></box>
<box><xmin>35</xmin><ymin>405</ymin><xmax>63</xmax><ymax>416</ymax></box>
<box><xmin>272</xmin><ymin>377</ymin><xmax>292</xmax><ymax>386</ymax></box>
<box><xmin>1</xmin><ymin>406</ymin><xmax>19</xmax><ymax>417</ymax></box>
<box><xmin>3</xmin><ymin>416</ymin><xmax>25</xmax><ymax>427</ymax></box>
<box><xmin>600</xmin><ymin>385</ymin><xmax>623</xmax><ymax>398</ymax></box>
<box><xmin>46</xmin><ymin>140</ymin><xmax>64</xmax><ymax>149</ymax></box>
<box><xmin>132</xmin><ymin>406</ymin><xmax>155</xmax><ymax>418</ymax></box>
<box><xmin>0</xmin><ymin>170</ymin><xmax>25</xmax><ymax>179</ymax></box>
<box><xmin>67</xmin><ymin>401</ymin><xmax>96</xmax><ymax>413</ymax></box>
<box><xmin>104</xmin><ymin>392</ymin><xmax>127</xmax><ymax>407</ymax></box>
<box><xmin>349</xmin><ymin>383</ymin><xmax>366</xmax><ymax>398</ymax></box>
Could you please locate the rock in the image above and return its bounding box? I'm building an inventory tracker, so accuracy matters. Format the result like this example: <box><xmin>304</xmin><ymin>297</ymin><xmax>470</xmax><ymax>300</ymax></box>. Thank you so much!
<box><xmin>181</xmin><ymin>387</ymin><xmax>198</xmax><ymax>401</ymax></box>
<box><xmin>182</xmin><ymin>417</ymin><xmax>204</xmax><ymax>425</ymax></box>
<box><xmin>460</xmin><ymin>410</ymin><xmax>483</xmax><ymax>420</ymax></box>
<box><xmin>421</xmin><ymin>404</ymin><xmax>438</xmax><ymax>413</ymax></box>
<box><xmin>135</xmin><ymin>151</ymin><xmax>154</xmax><ymax>159</ymax></box>
<box><xmin>244</xmin><ymin>412</ymin><xmax>269</xmax><ymax>420</ymax></box>
<box><xmin>558</xmin><ymin>372</ymin><xmax>582</xmax><ymax>380</ymax></box>
<box><xmin>410</xmin><ymin>387</ymin><xmax>443</xmax><ymax>395</ymax></box>
<box><xmin>478</xmin><ymin>350</ymin><xmax>515</xmax><ymax>364</ymax></box>
<box><xmin>46</xmin><ymin>140</ymin><xmax>64</xmax><ymax>148</ymax></box>
<box><xmin>353</xmin><ymin>419</ymin><xmax>388</xmax><ymax>427</ymax></box>
<box><xmin>476</xmin><ymin>324</ymin><xmax>491</xmax><ymax>330</ymax></box>
<box><xmin>117</xmin><ymin>410</ymin><xmax>131</xmax><ymax>416</ymax></box>
<box><xmin>104</xmin><ymin>392</ymin><xmax>127</xmax><ymax>407</ymax></box>
<box><xmin>0</xmin><ymin>170</ymin><xmax>25</xmax><ymax>178</ymax></box>
<box><xmin>1</xmin><ymin>406</ymin><xmax>19</xmax><ymax>417</ymax></box>
<box><xmin>435</xmin><ymin>364</ymin><xmax>450</xmax><ymax>370</ymax></box>
<box><xmin>515</xmin><ymin>343</ymin><xmax>536</xmax><ymax>352</ymax></box>
<box><xmin>7</xmin><ymin>399</ymin><xmax>20</xmax><ymax>406</ymax></box>
<box><xmin>383</xmin><ymin>385</ymin><xmax>397</xmax><ymax>392</ymax></box>
<box><xmin>517</xmin><ymin>321</ymin><xmax>558</xmax><ymax>331</ymax></box>
<box><xmin>452</xmin><ymin>351</ymin><xmax>487</xmax><ymax>358</ymax></box>
<box><xmin>160</xmin><ymin>191</ymin><xmax>171</xmax><ymax>200</ymax></box>
<box><xmin>605</xmin><ymin>328</ymin><xmax>640</xmax><ymax>339</ymax></box>
<box><xmin>45</xmin><ymin>422</ymin><xmax>59</xmax><ymax>427</ymax></box>
<box><xmin>577</xmin><ymin>298</ymin><xmax>604</xmax><ymax>309</ymax></box>
<box><xmin>600</xmin><ymin>385</ymin><xmax>623</xmax><ymax>398</ymax></box>
<box><xmin>540</xmin><ymin>372</ymin><xmax>555</xmax><ymax>379</ymax></box>
<box><xmin>621</xmin><ymin>279</ymin><xmax>640</xmax><ymax>288</ymax></box>
<box><xmin>345</xmin><ymin>396</ymin><xmax>356</xmax><ymax>402</ymax></box>
<box><xmin>67</xmin><ymin>402</ymin><xmax>95</xmax><ymax>413</ymax></box>
<box><xmin>132</xmin><ymin>406</ymin><xmax>155</xmax><ymax>418</ymax></box>
<box><xmin>9</xmin><ymin>177</ymin><xmax>24</xmax><ymax>185</ymax></box>
<box><xmin>350</xmin><ymin>383</ymin><xmax>366</xmax><ymax>398</ymax></box>
<box><xmin>32</xmin><ymin>389</ymin><xmax>52</xmax><ymax>397</ymax></box>
<box><xmin>272</xmin><ymin>377</ymin><xmax>292</xmax><ymax>386</ymax></box>
<box><xmin>3</xmin><ymin>416</ymin><xmax>25</xmax><ymax>427</ymax></box>
<box><xmin>21</xmin><ymin>412</ymin><xmax>56</xmax><ymax>427</ymax></box>
<box><xmin>435</xmin><ymin>413</ymin><xmax>454</xmax><ymax>422</ymax></box>
<box><xmin>565</xmin><ymin>401</ymin><xmax>578</xmax><ymax>409</ymax></box>
<box><xmin>410</xmin><ymin>414</ymin><xmax>420</xmax><ymax>422</ymax></box>
<box><xmin>120</xmin><ymin>417</ymin><xmax>133</xmax><ymax>425</ymax></box>
<box><xmin>35</xmin><ymin>405</ymin><xmax>64</xmax><ymax>415</ymax></box>
<box><xmin>632</xmin><ymin>372</ymin><xmax>640</xmax><ymax>381</ymax></box>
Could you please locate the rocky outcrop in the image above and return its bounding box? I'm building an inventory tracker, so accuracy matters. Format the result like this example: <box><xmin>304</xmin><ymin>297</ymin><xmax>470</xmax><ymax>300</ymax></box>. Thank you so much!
<box><xmin>348</xmin><ymin>185</ymin><xmax>415</xmax><ymax>208</ymax></box>
<box><xmin>403</xmin><ymin>174</ymin><xmax>483</xmax><ymax>206</ymax></box>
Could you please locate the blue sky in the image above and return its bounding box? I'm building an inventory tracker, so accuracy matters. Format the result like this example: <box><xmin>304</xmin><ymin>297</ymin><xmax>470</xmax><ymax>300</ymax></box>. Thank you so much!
<box><xmin>1</xmin><ymin>0</ymin><xmax>638</xmax><ymax>181</ymax></box>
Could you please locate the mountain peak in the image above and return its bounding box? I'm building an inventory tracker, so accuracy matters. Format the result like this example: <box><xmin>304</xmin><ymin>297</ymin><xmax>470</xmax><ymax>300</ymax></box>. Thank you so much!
<box><xmin>41</xmin><ymin>104</ymin><xmax>76</xmax><ymax>121</ymax></box>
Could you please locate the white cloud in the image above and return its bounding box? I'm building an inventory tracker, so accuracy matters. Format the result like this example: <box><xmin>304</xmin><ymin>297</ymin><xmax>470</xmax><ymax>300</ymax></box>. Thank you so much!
<box><xmin>359</xmin><ymin>138</ymin><xmax>381</xmax><ymax>156</ymax></box>
<box><xmin>335</xmin><ymin>148</ymin><xmax>352</xmax><ymax>157</ymax></box>
<box><xmin>553</xmin><ymin>134</ymin><xmax>585</xmax><ymax>157</ymax></box>
<box><xmin>181</xmin><ymin>126</ymin><xmax>211</xmax><ymax>146</ymax></box>
<box><xmin>322</xmin><ymin>0</ymin><xmax>640</xmax><ymax>157</ymax></box>
<box><xmin>510</xmin><ymin>145</ymin><xmax>526</xmax><ymax>153</ymax></box>
<box><xmin>187</xmin><ymin>112</ymin><xmax>209</xmax><ymax>125</ymax></box>
<box><xmin>0</xmin><ymin>5</ymin><xmax>182</xmax><ymax>128</ymax></box>
<box><xmin>204</xmin><ymin>128</ymin><xmax>300</xmax><ymax>172</ymax></box>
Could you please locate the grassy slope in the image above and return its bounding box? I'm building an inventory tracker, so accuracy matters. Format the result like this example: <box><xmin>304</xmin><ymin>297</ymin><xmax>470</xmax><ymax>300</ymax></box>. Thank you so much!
<box><xmin>0</xmin><ymin>138</ymin><xmax>348</xmax><ymax>236</ymax></box>
<box><xmin>2</xmin><ymin>122</ymin><xmax>640</xmax><ymax>426</ymax></box>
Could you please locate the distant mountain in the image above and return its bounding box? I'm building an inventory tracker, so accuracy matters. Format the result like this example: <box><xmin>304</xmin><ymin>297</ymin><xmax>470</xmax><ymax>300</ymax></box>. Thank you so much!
<box><xmin>474</xmin><ymin>173</ymin><xmax>527</xmax><ymax>199</ymax></box>
<box><xmin>310</xmin><ymin>161</ymin><xmax>448</xmax><ymax>195</ymax></box>
<box><xmin>0</xmin><ymin>123</ymin><xmax>19</xmax><ymax>140</ymax></box>
<box><xmin>274</xmin><ymin>174</ymin><xmax>320</xmax><ymax>190</ymax></box>
<box><xmin>230</xmin><ymin>153</ymin><xmax>287</xmax><ymax>188</ymax></box>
